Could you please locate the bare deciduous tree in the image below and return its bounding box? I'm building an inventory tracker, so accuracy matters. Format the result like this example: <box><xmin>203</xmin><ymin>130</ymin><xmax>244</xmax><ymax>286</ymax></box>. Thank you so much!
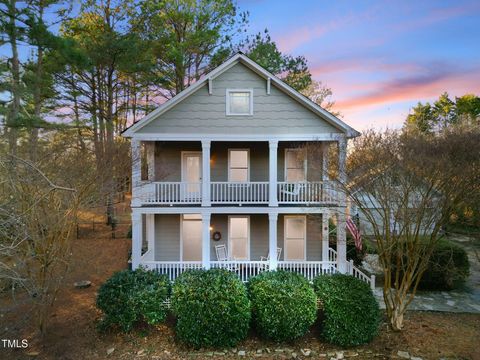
<box><xmin>298</xmin><ymin>127</ymin><xmax>479</xmax><ymax>331</ymax></box>
<box><xmin>0</xmin><ymin>155</ymin><xmax>79</xmax><ymax>337</ymax></box>
<box><xmin>345</xmin><ymin>127</ymin><xmax>480</xmax><ymax>330</ymax></box>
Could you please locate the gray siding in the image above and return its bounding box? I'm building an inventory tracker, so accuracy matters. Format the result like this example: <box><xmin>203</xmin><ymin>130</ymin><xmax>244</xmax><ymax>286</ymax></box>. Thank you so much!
<box><xmin>138</xmin><ymin>63</ymin><xmax>341</xmax><ymax>135</ymax></box>
<box><xmin>154</xmin><ymin>214</ymin><xmax>180</xmax><ymax>261</ymax></box>
<box><xmin>209</xmin><ymin>214</ymin><xmax>268</xmax><ymax>260</ymax></box>
<box><xmin>211</xmin><ymin>142</ymin><xmax>269</xmax><ymax>182</ymax></box>
<box><xmin>210</xmin><ymin>214</ymin><xmax>228</xmax><ymax>259</ymax></box>
<box><xmin>154</xmin><ymin>141</ymin><xmax>201</xmax><ymax>181</ymax></box>
<box><xmin>153</xmin><ymin>141</ymin><xmax>323</xmax><ymax>182</ymax></box>
<box><xmin>153</xmin><ymin>213</ymin><xmax>322</xmax><ymax>262</ymax></box>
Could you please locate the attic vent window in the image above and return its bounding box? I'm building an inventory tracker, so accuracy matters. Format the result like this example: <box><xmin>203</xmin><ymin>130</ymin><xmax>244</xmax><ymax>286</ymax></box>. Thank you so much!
<box><xmin>226</xmin><ymin>89</ymin><xmax>253</xmax><ymax>115</ymax></box>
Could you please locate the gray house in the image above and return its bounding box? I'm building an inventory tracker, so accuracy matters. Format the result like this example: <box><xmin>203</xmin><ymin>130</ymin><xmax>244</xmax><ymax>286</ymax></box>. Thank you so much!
<box><xmin>122</xmin><ymin>53</ymin><xmax>374</xmax><ymax>287</ymax></box>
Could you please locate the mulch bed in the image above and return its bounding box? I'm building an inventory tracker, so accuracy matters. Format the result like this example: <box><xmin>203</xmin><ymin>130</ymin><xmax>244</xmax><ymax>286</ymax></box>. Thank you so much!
<box><xmin>1</xmin><ymin>226</ymin><xmax>479</xmax><ymax>360</ymax></box>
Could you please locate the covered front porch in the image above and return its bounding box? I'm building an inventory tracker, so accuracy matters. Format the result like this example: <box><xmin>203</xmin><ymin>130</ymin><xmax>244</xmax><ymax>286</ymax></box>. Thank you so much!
<box><xmin>131</xmin><ymin>210</ymin><xmax>374</xmax><ymax>288</ymax></box>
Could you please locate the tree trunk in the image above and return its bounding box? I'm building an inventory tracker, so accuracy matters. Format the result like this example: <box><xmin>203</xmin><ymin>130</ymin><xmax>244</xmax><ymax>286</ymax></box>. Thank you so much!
<box><xmin>104</xmin><ymin>65</ymin><xmax>115</xmax><ymax>226</ymax></box>
<box><xmin>7</xmin><ymin>0</ymin><xmax>20</xmax><ymax>157</ymax></box>
<box><xmin>30</xmin><ymin>1</ymin><xmax>45</xmax><ymax>163</ymax></box>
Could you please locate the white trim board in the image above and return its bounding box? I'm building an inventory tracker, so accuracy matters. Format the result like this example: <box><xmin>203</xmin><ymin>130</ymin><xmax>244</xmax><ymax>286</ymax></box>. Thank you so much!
<box><xmin>129</xmin><ymin>133</ymin><xmax>346</xmax><ymax>142</ymax></box>
<box><xmin>131</xmin><ymin>206</ymin><xmax>338</xmax><ymax>215</ymax></box>
<box><xmin>122</xmin><ymin>53</ymin><xmax>360</xmax><ymax>138</ymax></box>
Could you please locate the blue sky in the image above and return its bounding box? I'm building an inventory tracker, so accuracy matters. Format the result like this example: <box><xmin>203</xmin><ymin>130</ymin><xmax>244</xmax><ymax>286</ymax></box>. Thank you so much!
<box><xmin>239</xmin><ymin>0</ymin><xmax>480</xmax><ymax>129</ymax></box>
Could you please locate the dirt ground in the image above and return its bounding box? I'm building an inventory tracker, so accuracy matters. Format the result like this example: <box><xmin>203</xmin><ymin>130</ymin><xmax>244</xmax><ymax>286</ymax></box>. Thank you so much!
<box><xmin>1</xmin><ymin>220</ymin><xmax>480</xmax><ymax>360</ymax></box>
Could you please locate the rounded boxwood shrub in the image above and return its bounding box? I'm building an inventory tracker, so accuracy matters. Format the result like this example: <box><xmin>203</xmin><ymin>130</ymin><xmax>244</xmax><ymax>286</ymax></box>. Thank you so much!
<box><xmin>313</xmin><ymin>274</ymin><xmax>380</xmax><ymax>347</ymax></box>
<box><xmin>248</xmin><ymin>270</ymin><xmax>317</xmax><ymax>342</ymax></box>
<box><xmin>96</xmin><ymin>268</ymin><xmax>170</xmax><ymax>332</ymax></box>
<box><xmin>418</xmin><ymin>239</ymin><xmax>470</xmax><ymax>290</ymax></box>
<box><xmin>171</xmin><ymin>268</ymin><xmax>251</xmax><ymax>348</ymax></box>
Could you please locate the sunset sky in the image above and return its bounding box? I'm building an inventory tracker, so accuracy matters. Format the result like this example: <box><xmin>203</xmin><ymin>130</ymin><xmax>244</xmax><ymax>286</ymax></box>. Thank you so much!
<box><xmin>240</xmin><ymin>0</ymin><xmax>480</xmax><ymax>130</ymax></box>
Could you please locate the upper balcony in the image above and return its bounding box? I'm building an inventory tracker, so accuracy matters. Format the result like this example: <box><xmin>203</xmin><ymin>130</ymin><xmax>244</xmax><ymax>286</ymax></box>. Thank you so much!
<box><xmin>131</xmin><ymin>140</ymin><xmax>346</xmax><ymax>208</ymax></box>
<box><xmin>136</xmin><ymin>180</ymin><xmax>338</xmax><ymax>205</ymax></box>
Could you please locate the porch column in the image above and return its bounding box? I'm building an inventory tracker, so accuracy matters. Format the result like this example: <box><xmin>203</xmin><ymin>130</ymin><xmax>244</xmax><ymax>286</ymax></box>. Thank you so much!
<box><xmin>268</xmin><ymin>212</ymin><xmax>278</xmax><ymax>270</ymax></box>
<box><xmin>337</xmin><ymin>136</ymin><xmax>347</xmax><ymax>185</ymax></box>
<box><xmin>336</xmin><ymin>210</ymin><xmax>347</xmax><ymax>273</ymax></box>
<box><xmin>202</xmin><ymin>140</ymin><xmax>211</xmax><ymax>207</ymax></box>
<box><xmin>131</xmin><ymin>210</ymin><xmax>142</xmax><ymax>270</ymax></box>
<box><xmin>322</xmin><ymin>142</ymin><xmax>329</xmax><ymax>181</ymax></box>
<box><xmin>146</xmin><ymin>142</ymin><xmax>155</xmax><ymax>181</ymax></box>
<box><xmin>322</xmin><ymin>211</ymin><xmax>330</xmax><ymax>262</ymax></box>
<box><xmin>202</xmin><ymin>212</ymin><xmax>211</xmax><ymax>269</ymax></box>
<box><xmin>336</xmin><ymin>136</ymin><xmax>348</xmax><ymax>273</ymax></box>
<box><xmin>131</xmin><ymin>139</ymin><xmax>142</xmax><ymax>207</ymax></box>
<box><xmin>269</xmin><ymin>140</ymin><xmax>278</xmax><ymax>207</ymax></box>
<box><xmin>146</xmin><ymin>213</ymin><xmax>155</xmax><ymax>256</ymax></box>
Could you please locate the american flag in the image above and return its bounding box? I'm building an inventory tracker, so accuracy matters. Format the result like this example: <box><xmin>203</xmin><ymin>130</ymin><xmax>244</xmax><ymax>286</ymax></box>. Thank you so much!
<box><xmin>346</xmin><ymin>217</ymin><xmax>362</xmax><ymax>251</ymax></box>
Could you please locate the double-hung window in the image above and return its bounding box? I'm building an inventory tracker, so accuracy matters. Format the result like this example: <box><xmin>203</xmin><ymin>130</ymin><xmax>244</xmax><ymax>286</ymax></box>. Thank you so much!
<box><xmin>284</xmin><ymin>216</ymin><xmax>306</xmax><ymax>261</ymax></box>
<box><xmin>226</xmin><ymin>89</ymin><xmax>253</xmax><ymax>115</ymax></box>
<box><xmin>285</xmin><ymin>149</ymin><xmax>306</xmax><ymax>182</ymax></box>
<box><xmin>229</xmin><ymin>149</ymin><xmax>249</xmax><ymax>182</ymax></box>
<box><xmin>229</xmin><ymin>216</ymin><xmax>250</xmax><ymax>260</ymax></box>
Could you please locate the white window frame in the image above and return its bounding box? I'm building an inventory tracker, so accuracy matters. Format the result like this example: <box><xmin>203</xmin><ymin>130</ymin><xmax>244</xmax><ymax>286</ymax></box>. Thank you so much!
<box><xmin>284</xmin><ymin>148</ymin><xmax>306</xmax><ymax>182</ymax></box>
<box><xmin>228</xmin><ymin>215</ymin><xmax>250</xmax><ymax>260</ymax></box>
<box><xmin>226</xmin><ymin>89</ymin><xmax>253</xmax><ymax>116</ymax></box>
<box><xmin>284</xmin><ymin>215</ymin><xmax>307</xmax><ymax>261</ymax></box>
<box><xmin>180</xmin><ymin>214</ymin><xmax>202</xmax><ymax>261</ymax></box>
<box><xmin>228</xmin><ymin>148</ymin><xmax>250</xmax><ymax>182</ymax></box>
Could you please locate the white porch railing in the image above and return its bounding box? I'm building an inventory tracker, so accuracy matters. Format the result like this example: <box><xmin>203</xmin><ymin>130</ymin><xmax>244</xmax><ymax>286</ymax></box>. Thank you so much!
<box><xmin>140</xmin><ymin>259</ymin><xmax>375</xmax><ymax>288</ymax></box>
<box><xmin>136</xmin><ymin>181</ymin><xmax>339</xmax><ymax>205</ymax></box>
<box><xmin>277</xmin><ymin>181</ymin><xmax>338</xmax><ymax>204</ymax></box>
<box><xmin>277</xmin><ymin>261</ymin><xmax>337</xmax><ymax>281</ymax></box>
<box><xmin>210</xmin><ymin>261</ymin><xmax>269</xmax><ymax>282</ymax></box>
<box><xmin>139</xmin><ymin>182</ymin><xmax>202</xmax><ymax>204</ymax></box>
<box><xmin>347</xmin><ymin>260</ymin><xmax>376</xmax><ymax>289</ymax></box>
<box><xmin>328</xmin><ymin>247</ymin><xmax>337</xmax><ymax>262</ymax></box>
<box><xmin>142</xmin><ymin>261</ymin><xmax>203</xmax><ymax>281</ymax></box>
<box><xmin>211</xmin><ymin>182</ymin><xmax>269</xmax><ymax>204</ymax></box>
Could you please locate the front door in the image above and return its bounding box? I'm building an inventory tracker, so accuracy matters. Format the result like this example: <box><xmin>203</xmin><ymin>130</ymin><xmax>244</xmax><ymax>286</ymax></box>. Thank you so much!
<box><xmin>181</xmin><ymin>214</ymin><xmax>202</xmax><ymax>261</ymax></box>
<box><xmin>182</xmin><ymin>152</ymin><xmax>202</xmax><ymax>201</ymax></box>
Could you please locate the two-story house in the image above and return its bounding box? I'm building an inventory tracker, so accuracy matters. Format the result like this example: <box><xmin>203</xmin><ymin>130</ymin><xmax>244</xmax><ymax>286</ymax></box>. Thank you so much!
<box><xmin>122</xmin><ymin>53</ymin><xmax>374</xmax><ymax>288</ymax></box>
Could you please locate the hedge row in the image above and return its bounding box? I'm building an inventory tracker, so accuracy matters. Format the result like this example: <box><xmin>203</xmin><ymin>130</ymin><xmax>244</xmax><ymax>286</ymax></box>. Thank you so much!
<box><xmin>97</xmin><ymin>269</ymin><xmax>380</xmax><ymax>348</ymax></box>
<box><xmin>96</xmin><ymin>268</ymin><xmax>170</xmax><ymax>332</ymax></box>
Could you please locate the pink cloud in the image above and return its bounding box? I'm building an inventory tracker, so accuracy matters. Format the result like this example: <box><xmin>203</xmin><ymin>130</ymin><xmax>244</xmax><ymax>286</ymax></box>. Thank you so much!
<box><xmin>310</xmin><ymin>58</ymin><xmax>422</xmax><ymax>77</ymax></box>
<box><xmin>333</xmin><ymin>64</ymin><xmax>480</xmax><ymax>112</ymax></box>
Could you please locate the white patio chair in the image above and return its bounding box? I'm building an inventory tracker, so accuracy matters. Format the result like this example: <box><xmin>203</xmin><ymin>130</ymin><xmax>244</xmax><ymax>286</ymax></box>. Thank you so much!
<box><xmin>215</xmin><ymin>244</ymin><xmax>228</xmax><ymax>261</ymax></box>
<box><xmin>259</xmin><ymin>247</ymin><xmax>282</xmax><ymax>271</ymax></box>
<box><xmin>280</xmin><ymin>182</ymin><xmax>305</xmax><ymax>201</ymax></box>
<box><xmin>260</xmin><ymin>247</ymin><xmax>282</xmax><ymax>262</ymax></box>
<box><xmin>214</xmin><ymin>244</ymin><xmax>239</xmax><ymax>272</ymax></box>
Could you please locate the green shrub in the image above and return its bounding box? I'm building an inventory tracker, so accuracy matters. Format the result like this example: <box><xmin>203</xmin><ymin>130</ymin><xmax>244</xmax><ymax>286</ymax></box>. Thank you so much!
<box><xmin>171</xmin><ymin>269</ymin><xmax>251</xmax><ymax>348</ymax></box>
<box><xmin>96</xmin><ymin>268</ymin><xmax>170</xmax><ymax>332</ymax></box>
<box><xmin>418</xmin><ymin>239</ymin><xmax>470</xmax><ymax>290</ymax></box>
<box><xmin>248</xmin><ymin>271</ymin><xmax>317</xmax><ymax>342</ymax></box>
<box><xmin>313</xmin><ymin>274</ymin><xmax>380</xmax><ymax>347</ymax></box>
